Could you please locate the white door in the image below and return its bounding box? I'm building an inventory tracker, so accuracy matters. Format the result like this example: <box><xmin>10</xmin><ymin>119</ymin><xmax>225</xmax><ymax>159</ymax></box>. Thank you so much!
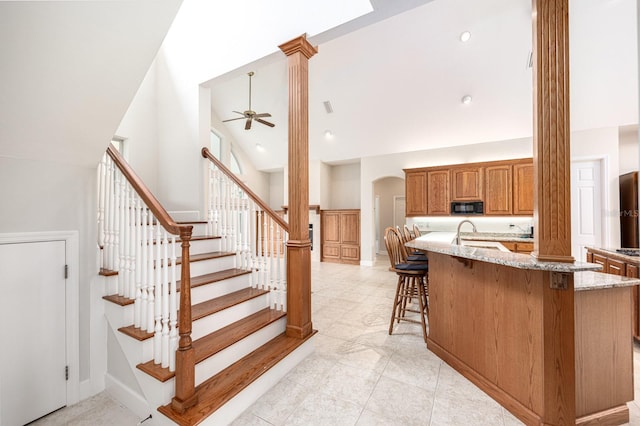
<box><xmin>571</xmin><ymin>160</ymin><xmax>603</xmax><ymax>260</ymax></box>
<box><xmin>0</xmin><ymin>240</ymin><xmax>67</xmax><ymax>425</ymax></box>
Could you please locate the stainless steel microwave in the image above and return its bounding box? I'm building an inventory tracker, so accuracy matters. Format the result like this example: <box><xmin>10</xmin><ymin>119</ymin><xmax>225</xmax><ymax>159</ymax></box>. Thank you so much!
<box><xmin>451</xmin><ymin>201</ymin><xmax>484</xmax><ymax>215</ymax></box>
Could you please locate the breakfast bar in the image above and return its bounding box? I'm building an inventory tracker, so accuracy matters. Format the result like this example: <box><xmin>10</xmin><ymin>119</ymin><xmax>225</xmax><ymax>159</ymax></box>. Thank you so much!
<box><xmin>406</xmin><ymin>237</ymin><xmax>640</xmax><ymax>426</ymax></box>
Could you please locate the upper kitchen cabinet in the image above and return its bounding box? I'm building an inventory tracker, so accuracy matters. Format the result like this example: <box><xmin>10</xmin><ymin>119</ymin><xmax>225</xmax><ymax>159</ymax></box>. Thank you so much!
<box><xmin>427</xmin><ymin>169</ymin><xmax>450</xmax><ymax>215</ymax></box>
<box><xmin>451</xmin><ymin>167</ymin><xmax>483</xmax><ymax>201</ymax></box>
<box><xmin>405</xmin><ymin>170</ymin><xmax>428</xmax><ymax>216</ymax></box>
<box><xmin>485</xmin><ymin>165</ymin><xmax>513</xmax><ymax>215</ymax></box>
<box><xmin>513</xmin><ymin>162</ymin><xmax>534</xmax><ymax>215</ymax></box>
<box><xmin>404</xmin><ymin>158</ymin><xmax>533</xmax><ymax>217</ymax></box>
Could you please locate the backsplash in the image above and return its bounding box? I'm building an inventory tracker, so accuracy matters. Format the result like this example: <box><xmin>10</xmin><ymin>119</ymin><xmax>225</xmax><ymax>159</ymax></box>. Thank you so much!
<box><xmin>407</xmin><ymin>216</ymin><xmax>533</xmax><ymax>234</ymax></box>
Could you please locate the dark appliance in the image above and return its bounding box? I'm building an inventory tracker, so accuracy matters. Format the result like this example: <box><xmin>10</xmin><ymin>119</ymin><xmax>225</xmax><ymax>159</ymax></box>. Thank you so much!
<box><xmin>309</xmin><ymin>223</ymin><xmax>313</xmax><ymax>251</ymax></box>
<box><xmin>619</xmin><ymin>171</ymin><xmax>639</xmax><ymax>248</ymax></box>
<box><xmin>451</xmin><ymin>201</ymin><xmax>484</xmax><ymax>215</ymax></box>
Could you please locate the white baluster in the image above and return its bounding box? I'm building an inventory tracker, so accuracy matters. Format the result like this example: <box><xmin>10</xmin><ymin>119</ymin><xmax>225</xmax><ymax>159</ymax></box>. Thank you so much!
<box><xmin>104</xmin><ymin>157</ymin><xmax>113</xmax><ymax>270</ymax></box>
<box><xmin>256</xmin><ymin>210</ymin><xmax>263</xmax><ymax>289</ymax></box>
<box><xmin>140</xmin><ymin>207</ymin><xmax>148</xmax><ymax>330</ymax></box>
<box><xmin>146</xmin><ymin>214</ymin><xmax>155</xmax><ymax>333</ymax></box>
<box><xmin>169</xmin><ymin>235</ymin><xmax>178</xmax><ymax>372</ymax></box>
<box><xmin>134</xmin><ymin>197</ymin><xmax>142</xmax><ymax>328</ymax></box>
<box><xmin>242</xmin><ymin>200</ymin><xmax>250</xmax><ymax>270</ymax></box>
<box><xmin>269</xmin><ymin>218</ymin><xmax>276</xmax><ymax>309</ymax></box>
<box><xmin>263</xmin><ymin>211</ymin><xmax>269</xmax><ymax>290</ymax></box>
<box><xmin>282</xmin><ymin>230</ymin><xmax>288</xmax><ymax>312</ymax></box>
<box><xmin>122</xmin><ymin>184</ymin><xmax>130</xmax><ymax>298</ymax></box>
<box><xmin>114</xmin><ymin>169</ymin><xmax>122</xmax><ymax>295</ymax></box>
<box><xmin>276</xmin><ymin>225</ymin><xmax>282</xmax><ymax>311</ymax></box>
<box><xmin>108</xmin><ymin>159</ymin><xmax>116</xmax><ymax>270</ymax></box>
<box><xmin>153</xmin><ymin>217</ymin><xmax>162</xmax><ymax>363</ymax></box>
<box><xmin>129</xmin><ymin>189</ymin><xmax>138</xmax><ymax>300</ymax></box>
<box><xmin>250</xmin><ymin>202</ymin><xmax>257</xmax><ymax>287</ymax></box>
<box><xmin>161</xmin><ymin>230</ymin><xmax>170</xmax><ymax>368</ymax></box>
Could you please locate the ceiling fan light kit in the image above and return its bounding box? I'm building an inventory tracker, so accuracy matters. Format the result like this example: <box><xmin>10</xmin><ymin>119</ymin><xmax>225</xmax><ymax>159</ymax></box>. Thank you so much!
<box><xmin>222</xmin><ymin>71</ymin><xmax>275</xmax><ymax>130</ymax></box>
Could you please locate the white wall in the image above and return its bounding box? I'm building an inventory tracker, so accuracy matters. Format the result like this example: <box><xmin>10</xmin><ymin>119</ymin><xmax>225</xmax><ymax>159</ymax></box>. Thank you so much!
<box><xmin>571</xmin><ymin>126</ymin><xmax>621</xmax><ymax>248</ymax></box>
<box><xmin>116</xmin><ymin>63</ymin><xmax>159</xmax><ymax>193</ymax></box>
<box><xmin>360</xmin><ymin>137</ymin><xmax>533</xmax><ymax>264</ymax></box>
<box><xmin>320</xmin><ymin>162</ymin><xmax>331</xmax><ymax>209</ymax></box>
<box><xmin>329</xmin><ymin>163</ymin><xmax>361</xmax><ymax>209</ymax></box>
<box><xmin>0</xmin><ymin>158</ymin><xmax>99</xmax><ymax>386</ymax></box>
<box><xmin>269</xmin><ymin>171</ymin><xmax>284</xmax><ymax>210</ymax></box>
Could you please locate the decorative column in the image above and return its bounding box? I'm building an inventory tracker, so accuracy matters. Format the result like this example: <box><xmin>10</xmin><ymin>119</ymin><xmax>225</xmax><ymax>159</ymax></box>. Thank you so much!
<box><xmin>531</xmin><ymin>0</ymin><xmax>574</xmax><ymax>263</ymax></box>
<box><xmin>279</xmin><ymin>34</ymin><xmax>317</xmax><ymax>339</ymax></box>
<box><xmin>532</xmin><ymin>1</ymin><xmax>576</xmax><ymax>425</ymax></box>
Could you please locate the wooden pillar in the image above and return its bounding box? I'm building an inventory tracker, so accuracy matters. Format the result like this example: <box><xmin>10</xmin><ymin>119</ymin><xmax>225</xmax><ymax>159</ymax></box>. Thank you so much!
<box><xmin>533</xmin><ymin>1</ymin><xmax>576</xmax><ymax>424</ymax></box>
<box><xmin>531</xmin><ymin>0</ymin><xmax>574</xmax><ymax>263</ymax></box>
<box><xmin>279</xmin><ymin>34</ymin><xmax>317</xmax><ymax>339</ymax></box>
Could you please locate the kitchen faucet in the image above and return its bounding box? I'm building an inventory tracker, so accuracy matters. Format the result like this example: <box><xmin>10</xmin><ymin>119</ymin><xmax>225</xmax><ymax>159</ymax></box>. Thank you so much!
<box><xmin>455</xmin><ymin>219</ymin><xmax>477</xmax><ymax>245</ymax></box>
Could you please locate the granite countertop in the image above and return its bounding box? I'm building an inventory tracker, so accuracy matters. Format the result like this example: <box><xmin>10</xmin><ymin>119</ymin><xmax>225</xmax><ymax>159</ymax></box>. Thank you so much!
<box><xmin>458</xmin><ymin>232</ymin><xmax>534</xmax><ymax>243</ymax></box>
<box><xmin>574</xmin><ymin>270</ymin><xmax>640</xmax><ymax>291</ymax></box>
<box><xmin>407</xmin><ymin>237</ymin><xmax>602</xmax><ymax>273</ymax></box>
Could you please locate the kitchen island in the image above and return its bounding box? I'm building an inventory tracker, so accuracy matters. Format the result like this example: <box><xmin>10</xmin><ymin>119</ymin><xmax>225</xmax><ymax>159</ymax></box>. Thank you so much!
<box><xmin>406</xmin><ymin>238</ymin><xmax>640</xmax><ymax>426</ymax></box>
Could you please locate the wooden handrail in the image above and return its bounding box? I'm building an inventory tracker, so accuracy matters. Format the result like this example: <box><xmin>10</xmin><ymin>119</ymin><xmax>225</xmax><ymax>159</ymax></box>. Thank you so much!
<box><xmin>107</xmin><ymin>144</ymin><xmax>191</xmax><ymax>236</ymax></box>
<box><xmin>201</xmin><ymin>147</ymin><xmax>289</xmax><ymax>232</ymax></box>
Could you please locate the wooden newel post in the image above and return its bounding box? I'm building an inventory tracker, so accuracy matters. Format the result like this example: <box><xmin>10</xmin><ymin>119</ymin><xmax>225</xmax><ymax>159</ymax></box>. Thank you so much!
<box><xmin>171</xmin><ymin>226</ymin><xmax>198</xmax><ymax>412</ymax></box>
<box><xmin>279</xmin><ymin>34</ymin><xmax>318</xmax><ymax>339</ymax></box>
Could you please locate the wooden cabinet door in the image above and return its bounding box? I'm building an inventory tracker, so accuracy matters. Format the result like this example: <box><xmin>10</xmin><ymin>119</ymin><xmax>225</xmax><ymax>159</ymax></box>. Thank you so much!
<box><xmin>607</xmin><ymin>258</ymin><xmax>626</xmax><ymax>276</ymax></box>
<box><xmin>513</xmin><ymin>163</ymin><xmax>534</xmax><ymax>215</ymax></box>
<box><xmin>340</xmin><ymin>211</ymin><xmax>360</xmax><ymax>245</ymax></box>
<box><xmin>628</xmin><ymin>265</ymin><xmax>640</xmax><ymax>340</ymax></box>
<box><xmin>592</xmin><ymin>253</ymin><xmax>607</xmax><ymax>268</ymax></box>
<box><xmin>485</xmin><ymin>165</ymin><xmax>513</xmax><ymax>215</ymax></box>
<box><xmin>340</xmin><ymin>245</ymin><xmax>360</xmax><ymax>264</ymax></box>
<box><xmin>405</xmin><ymin>170</ymin><xmax>427</xmax><ymax>216</ymax></box>
<box><xmin>321</xmin><ymin>211</ymin><xmax>341</xmax><ymax>244</ymax></box>
<box><xmin>427</xmin><ymin>170</ymin><xmax>450</xmax><ymax>215</ymax></box>
<box><xmin>451</xmin><ymin>167</ymin><xmax>483</xmax><ymax>201</ymax></box>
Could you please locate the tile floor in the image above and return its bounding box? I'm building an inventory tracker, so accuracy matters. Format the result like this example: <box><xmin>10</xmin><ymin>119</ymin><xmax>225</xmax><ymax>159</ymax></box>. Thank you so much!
<box><xmin>34</xmin><ymin>257</ymin><xmax>640</xmax><ymax>425</ymax></box>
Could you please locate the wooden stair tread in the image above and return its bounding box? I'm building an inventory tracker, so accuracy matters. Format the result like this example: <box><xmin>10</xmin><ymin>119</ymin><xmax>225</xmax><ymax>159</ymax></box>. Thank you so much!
<box><xmin>158</xmin><ymin>331</ymin><xmax>316</xmax><ymax>426</ymax></box>
<box><xmin>99</xmin><ymin>268</ymin><xmax>118</xmax><ymax>277</ymax></box>
<box><xmin>136</xmin><ymin>308</ymin><xmax>285</xmax><ymax>382</ymax></box>
<box><xmin>118</xmin><ymin>325</ymin><xmax>153</xmax><ymax>341</ymax></box>
<box><xmin>103</xmin><ymin>294</ymin><xmax>133</xmax><ymax>306</ymax></box>
<box><xmin>191</xmin><ymin>287</ymin><xmax>269</xmax><ymax>321</ymax></box>
<box><xmin>179</xmin><ymin>268</ymin><xmax>251</xmax><ymax>290</ymax></box>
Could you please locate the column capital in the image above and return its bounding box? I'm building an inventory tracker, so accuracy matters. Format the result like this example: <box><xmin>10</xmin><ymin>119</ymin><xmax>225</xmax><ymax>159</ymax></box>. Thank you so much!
<box><xmin>279</xmin><ymin>34</ymin><xmax>318</xmax><ymax>59</ymax></box>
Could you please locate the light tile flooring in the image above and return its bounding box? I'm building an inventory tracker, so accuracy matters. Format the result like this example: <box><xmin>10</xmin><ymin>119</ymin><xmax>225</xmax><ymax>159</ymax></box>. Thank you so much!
<box><xmin>35</xmin><ymin>257</ymin><xmax>640</xmax><ymax>425</ymax></box>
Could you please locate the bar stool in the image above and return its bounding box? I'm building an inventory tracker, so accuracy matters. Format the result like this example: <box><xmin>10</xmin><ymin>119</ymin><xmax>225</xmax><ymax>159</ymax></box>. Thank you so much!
<box><xmin>384</xmin><ymin>227</ymin><xmax>429</xmax><ymax>342</ymax></box>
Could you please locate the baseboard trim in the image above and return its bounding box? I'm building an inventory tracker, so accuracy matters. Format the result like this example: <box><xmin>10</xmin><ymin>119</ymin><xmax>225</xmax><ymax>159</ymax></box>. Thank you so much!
<box><xmin>576</xmin><ymin>405</ymin><xmax>629</xmax><ymax>426</ymax></box>
<box><xmin>105</xmin><ymin>373</ymin><xmax>152</xmax><ymax>420</ymax></box>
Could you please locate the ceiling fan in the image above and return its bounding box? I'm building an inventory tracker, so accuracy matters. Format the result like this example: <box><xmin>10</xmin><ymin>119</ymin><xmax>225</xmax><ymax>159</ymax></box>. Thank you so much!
<box><xmin>222</xmin><ymin>71</ymin><xmax>274</xmax><ymax>130</ymax></box>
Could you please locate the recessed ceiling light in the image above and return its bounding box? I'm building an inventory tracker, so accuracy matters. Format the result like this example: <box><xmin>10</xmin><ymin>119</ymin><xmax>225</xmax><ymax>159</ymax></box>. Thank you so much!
<box><xmin>324</xmin><ymin>130</ymin><xmax>334</xmax><ymax>140</ymax></box>
<box><xmin>461</xmin><ymin>95</ymin><xmax>472</xmax><ymax>105</ymax></box>
<box><xmin>460</xmin><ymin>31</ymin><xmax>471</xmax><ymax>42</ymax></box>
<box><xmin>255</xmin><ymin>143</ymin><xmax>265</xmax><ymax>152</ymax></box>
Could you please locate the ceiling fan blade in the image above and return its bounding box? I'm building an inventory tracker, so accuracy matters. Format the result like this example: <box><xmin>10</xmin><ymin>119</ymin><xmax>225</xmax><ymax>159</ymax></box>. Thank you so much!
<box><xmin>232</xmin><ymin>110</ymin><xmax>246</xmax><ymax>116</ymax></box>
<box><xmin>255</xmin><ymin>118</ymin><xmax>275</xmax><ymax>128</ymax></box>
<box><xmin>253</xmin><ymin>113</ymin><xmax>272</xmax><ymax>118</ymax></box>
<box><xmin>222</xmin><ymin>117</ymin><xmax>245</xmax><ymax>122</ymax></box>
<box><xmin>245</xmin><ymin>118</ymin><xmax>252</xmax><ymax>130</ymax></box>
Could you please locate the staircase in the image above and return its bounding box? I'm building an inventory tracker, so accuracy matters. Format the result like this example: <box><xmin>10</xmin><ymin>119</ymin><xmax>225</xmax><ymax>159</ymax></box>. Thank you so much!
<box><xmin>98</xmin><ymin>146</ymin><xmax>315</xmax><ymax>425</ymax></box>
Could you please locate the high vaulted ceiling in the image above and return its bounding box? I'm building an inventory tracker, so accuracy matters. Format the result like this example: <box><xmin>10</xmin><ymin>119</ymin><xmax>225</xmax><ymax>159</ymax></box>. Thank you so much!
<box><xmin>207</xmin><ymin>0</ymin><xmax>638</xmax><ymax>172</ymax></box>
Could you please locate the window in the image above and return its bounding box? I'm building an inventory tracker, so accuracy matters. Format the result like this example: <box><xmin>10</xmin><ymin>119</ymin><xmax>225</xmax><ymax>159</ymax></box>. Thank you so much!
<box><xmin>230</xmin><ymin>151</ymin><xmax>241</xmax><ymax>175</ymax></box>
<box><xmin>111</xmin><ymin>136</ymin><xmax>128</xmax><ymax>160</ymax></box>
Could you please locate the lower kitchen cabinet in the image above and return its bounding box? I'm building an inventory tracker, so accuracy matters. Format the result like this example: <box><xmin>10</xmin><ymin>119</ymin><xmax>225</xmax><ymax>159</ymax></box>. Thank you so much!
<box><xmin>321</xmin><ymin>209</ymin><xmax>360</xmax><ymax>265</ymax></box>
<box><xmin>586</xmin><ymin>247</ymin><xmax>640</xmax><ymax>340</ymax></box>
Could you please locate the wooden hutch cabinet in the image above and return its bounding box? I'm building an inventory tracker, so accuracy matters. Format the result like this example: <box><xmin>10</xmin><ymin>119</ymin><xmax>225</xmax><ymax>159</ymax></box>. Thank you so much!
<box><xmin>320</xmin><ymin>209</ymin><xmax>360</xmax><ymax>265</ymax></box>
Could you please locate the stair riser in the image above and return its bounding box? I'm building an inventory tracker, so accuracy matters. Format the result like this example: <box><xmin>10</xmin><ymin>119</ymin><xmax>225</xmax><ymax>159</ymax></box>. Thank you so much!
<box><xmin>190</xmin><ymin>274</ymin><xmax>251</xmax><ymax>305</ymax></box>
<box><xmin>191</xmin><ymin>293</ymin><xmax>270</xmax><ymax>341</ymax></box>
<box><xmin>188</xmin><ymin>238</ymin><xmax>221</xmax><ymax>255</ymax></box>
<box><xmin>175</xmin><ymin>255</ymin><xmax>235</xmax><ymax>278</ymax></box>
<box><xmin>104</xmin><ymin>302</ymin><xmax>134</xmax><ymax>329</ymax></box>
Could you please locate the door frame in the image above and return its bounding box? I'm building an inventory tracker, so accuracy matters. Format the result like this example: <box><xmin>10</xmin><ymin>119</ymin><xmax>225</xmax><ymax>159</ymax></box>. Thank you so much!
<box><xmin>0</xmin><ymin>231</ymin><xmax>80</xmax><ymax>407</ymax></box>
<box><xmin>393</xmin><ymin>195</ymin><xmax>406</xmax><ymax>230</ymax></box>
<box><xmin>570</xmin><ymin>156</ymin><xmax>609</xmax><ymax>253</ymax></box>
